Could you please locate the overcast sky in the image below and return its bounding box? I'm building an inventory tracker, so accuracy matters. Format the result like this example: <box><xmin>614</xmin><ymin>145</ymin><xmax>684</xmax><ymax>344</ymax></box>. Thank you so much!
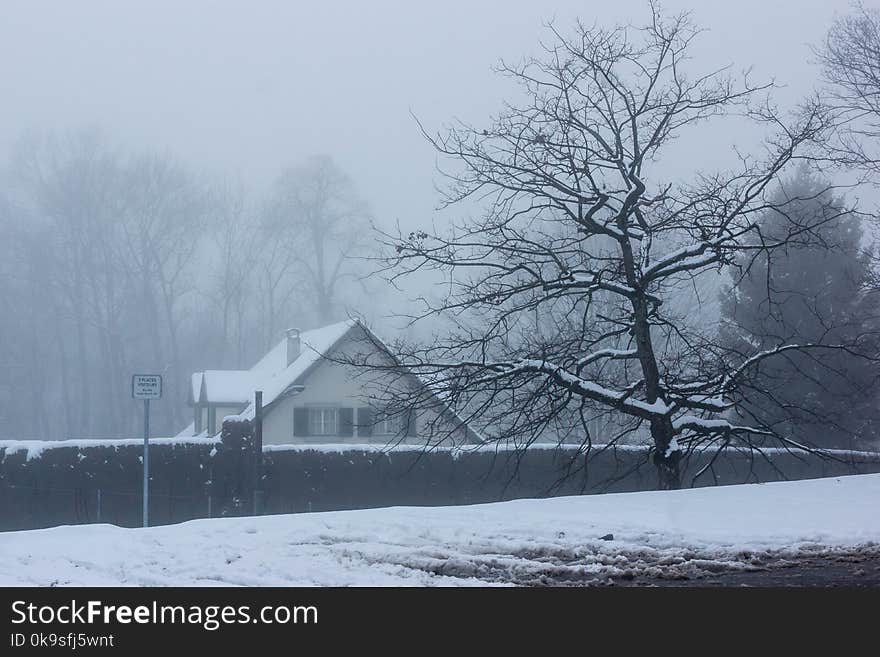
<box><xmin>0</xmin><ymin>0</ymin><xmax>864</xmax><ymax>226</ymax></box>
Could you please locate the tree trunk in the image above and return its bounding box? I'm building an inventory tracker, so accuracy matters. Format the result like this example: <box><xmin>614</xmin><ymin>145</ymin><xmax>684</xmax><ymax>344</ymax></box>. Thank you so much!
<box><xmin>73</xmin><ymin>303</ymin><xmax>91</xmax><ymax>437</ymax></box>
<box><xmin>625</xmin><ymin>252</ymin><xmax>681</xmax><ymax>490</ymax></box>
<box><xmin>54</xmin><ymin>319</ymin><xmax>73</xmax><ymax>439</ymax></box>
<box><xmin>316</xmin><ymin>292</ymin><xmax>333</xmax><ymax>325</ymax></box>
<box><xmin>651</xmin><ymin>417</ymin><xmax>682</xmax><ymax>490</ymax></box>
<box><xmin>158</xmin><ymin>278</ymin><xmax>182</xmax><ymax>429</ymax></box>
<box><xmin>653</xmin><ymin>451</ymin><xmax>682</xmax><ymax>490</ymax></box>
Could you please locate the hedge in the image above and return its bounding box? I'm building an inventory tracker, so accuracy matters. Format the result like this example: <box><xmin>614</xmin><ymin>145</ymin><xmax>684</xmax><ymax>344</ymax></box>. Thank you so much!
<box><xmin>1</xmin><ymin>420</ymin><xmax>878</xmax><ymax>532</ymax></box>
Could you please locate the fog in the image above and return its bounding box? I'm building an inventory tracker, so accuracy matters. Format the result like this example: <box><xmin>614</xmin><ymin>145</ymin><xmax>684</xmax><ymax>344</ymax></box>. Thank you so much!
<box><xmin>0</xmin><ymin>0</ymin><xmax>852</xmax><ymax>219</ymax></box>
<box><xmin>0</xmin><ymin>0</ymin><xmax>870</xmax><ymax>441</ymax></box>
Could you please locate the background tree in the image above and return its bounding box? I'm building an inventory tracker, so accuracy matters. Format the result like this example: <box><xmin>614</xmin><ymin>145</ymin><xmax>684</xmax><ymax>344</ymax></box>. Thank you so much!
<box><xmin>0</xmin><ymin>130</ymin><xmax>376</xmax><ymax>440</ymax></box>
<box><xmin>251</xmin><ymin>213</ymin><xmax>304</xmax><ymax>354</ymax></box>
<box><xmin>720</xmin><ymin>168</ymin><xmax>880</xmax><ymax>449</ymax></box>
<box><xmin>816</xmin><ymin>2</ymin><xmax>880</xmax><ymax>177</ymax></box>
<box><xmin>0</xmin><ymin>196</ymin><xmax>58</xmax><ymax>439</ymax></box>
<box><xmin>816</xmin><ymin>4</ymin><xmax>880</xmax><ymax>300</ymax></box>
<box><xmin>119</xmin><ymin>152</ymin><xmax>209</xmax><ymax>428</ymax></box>
<box><xmin>264</xmin><ymin>155</ymin><xmax>370</xmax><ymax>325</ymax></box>
<box><xmin>371</xmin><ymin>6</ymin><xmax>867</xmax><ymax>489</ymax></box>
<box><xmin>1</xmin><ymin>130</ymin><xmax>234</xmax><ymax>438</ymax></box>
<box><xmin>208</xmin><ymin>181</ymin><xmax>260</xmax><ymax>367</ymax></box>
<box><xmin>9</xmin><ymin>129</ymin><xmax>126</xmax><ymax>437</ymax></box>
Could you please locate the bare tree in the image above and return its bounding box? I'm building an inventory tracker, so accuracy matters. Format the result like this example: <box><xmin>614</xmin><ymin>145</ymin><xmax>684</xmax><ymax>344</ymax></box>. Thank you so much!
<box><xmin>373</xmin><ymin>6</ymin><xmax>867</xmax><ymax>489</ymax></box>
<box><xmin>265</xmin><ymin>155</ymin><xmax>369</xmax><ymax>325</ymax></box>
<box><xmin>206</xmin><ymin>180</ymin><xmax>261</xmax><ymax>367</ymax></box>
<box><xmin>0</xmin><ymin>198</ymin><xmax>58</xmax><ymax>439</ymax></box>
<box><xmin>253</xmin><ymin>229</ymin><xmax>306</xmax><ymax>351</ymax></box>
<box><xmin>815</xmin><ymin>3</ymin><xmax>880</xmax><ymax>298</ymax></box>
<box><xmin>119</xmin><ymin>152</ymin><xmax>208</xmax><ymax>428</ymax></box>
<box><xmin>11</xmin><ymin>129</ymin><xmax>127</xmax><ymax>437</ymax></box>
<box><xmin>816</xmin><ymin>2</ymin><xmax>880</xmax><ymax>177</ymax></box>
<box><xmin>4</xmin><ymin>130</ymin><xmax>214</xmax><ymax>439</ymax></box>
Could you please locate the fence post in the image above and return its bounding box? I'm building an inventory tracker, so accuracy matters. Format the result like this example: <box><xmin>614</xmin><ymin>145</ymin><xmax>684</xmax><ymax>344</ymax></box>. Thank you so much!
<box><xmin>253</xmin><ymin>391</ymin><xmax>263</xmax><ymax>516</ymax></box>
<box><xmin>96</xmin><ymin>489</ymin><xmax>102</xmax><ymax>524</ymax></box>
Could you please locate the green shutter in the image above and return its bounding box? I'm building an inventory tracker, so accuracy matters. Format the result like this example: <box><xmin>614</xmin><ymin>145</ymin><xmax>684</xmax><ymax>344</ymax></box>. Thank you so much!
<box><xmin>405</xmin><ymin>409</ymin><xmax>417</xmax><ymax>437</ymax></box>
<box><xmin>293</xmin><ymin>407</ymin><xmax>308</xmax><ymax>437</ymax></box>
<box><xmin>339</xmin><ymin>407</ymin><xmax>354</xmax><ymax>437</ymax></box>
<box><xmin>357</xmin><ymin>407</ymin><xmax>373</xmax><ymax>438</ymax></box>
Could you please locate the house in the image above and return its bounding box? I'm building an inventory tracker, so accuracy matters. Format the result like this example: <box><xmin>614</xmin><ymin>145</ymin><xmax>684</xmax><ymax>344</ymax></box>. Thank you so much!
<box><xmin>185</xmin><ymin>319</ymin><xmax>478</xmax><ymax>446</ymax></box>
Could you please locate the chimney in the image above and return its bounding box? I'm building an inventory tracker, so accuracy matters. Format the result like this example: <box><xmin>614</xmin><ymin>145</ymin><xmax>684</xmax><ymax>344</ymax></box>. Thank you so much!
<box><xmin>286</xmin><ymin>328</ymin><xmax>301</xmax><ymax>366</ymax></box>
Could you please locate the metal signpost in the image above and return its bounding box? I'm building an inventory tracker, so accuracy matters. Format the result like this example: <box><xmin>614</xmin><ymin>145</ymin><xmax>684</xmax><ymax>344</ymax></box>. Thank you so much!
<box><xmin>253</xmin><ymin>390</ymin><xmax>263</xmax><ymax>516</ymax></box>
<box><xmin>132</xmin><ymin>374</ymin><xmax>162</xmax><ymax>528</ymax></box>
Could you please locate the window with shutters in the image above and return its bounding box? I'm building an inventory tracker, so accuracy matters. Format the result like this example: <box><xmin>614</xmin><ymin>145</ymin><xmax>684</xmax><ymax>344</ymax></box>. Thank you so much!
<box><xmin>375</xmin><ymin>413</ymin><xmax>402</xmax><ymax>436</ymax></box>
<box><xmin>308</xmin><ymin>407</ymin><xmax>338</xmax><ymax>436</ymax></box>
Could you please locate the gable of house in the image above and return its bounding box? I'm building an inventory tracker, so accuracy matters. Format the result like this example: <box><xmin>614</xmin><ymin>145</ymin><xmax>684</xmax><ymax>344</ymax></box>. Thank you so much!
<box><xmin>189</xmin><ymin>320</ymin><xmax>354</xmax><ymax>435</ymax></box>
<box><xmin>187</xmin><ymin>319</ymin><xmax>478</xmax><ymax>446</ymax></box>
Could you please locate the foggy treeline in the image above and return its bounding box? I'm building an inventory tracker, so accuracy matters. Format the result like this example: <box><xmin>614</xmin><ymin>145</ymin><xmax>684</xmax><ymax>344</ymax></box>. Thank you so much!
<box><xmin>0</xmin><ymin>129</ymin><xmax>375</xmax><ymax>439</ymax></box>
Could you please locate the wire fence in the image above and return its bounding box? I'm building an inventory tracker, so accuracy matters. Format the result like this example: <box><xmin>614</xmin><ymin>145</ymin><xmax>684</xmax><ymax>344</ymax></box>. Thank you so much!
<box><xmin>0</xmin><ymin>481</ymin><xmax>214</xmax><ymax>530</ymax></box>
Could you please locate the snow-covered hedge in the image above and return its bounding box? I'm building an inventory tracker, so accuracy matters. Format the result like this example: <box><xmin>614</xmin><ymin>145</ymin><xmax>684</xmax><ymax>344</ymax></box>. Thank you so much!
<box><xmin>1</xmin><ymin>430</ymin><xmax>878</xmax><ymax>532</ymax></box>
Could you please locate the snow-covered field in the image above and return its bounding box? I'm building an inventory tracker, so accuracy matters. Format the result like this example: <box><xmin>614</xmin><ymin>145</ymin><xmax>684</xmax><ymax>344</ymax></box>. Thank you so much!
<box><xmin>1</xmin><ymin>474</ymin><xmax>878</xmax><ymax>586</ymax></box>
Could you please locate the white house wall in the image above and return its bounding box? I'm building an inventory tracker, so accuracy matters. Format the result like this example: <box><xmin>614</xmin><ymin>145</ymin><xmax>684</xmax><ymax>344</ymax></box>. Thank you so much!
<box><xmin>260</xmin><ymin>327</ymin><xmax>468</xmax><ymax>446</ymax></box>
<box><xmin>199</xmin><ymin>404</ymin><xmax>246</xmax><ymax>434</ymax></box>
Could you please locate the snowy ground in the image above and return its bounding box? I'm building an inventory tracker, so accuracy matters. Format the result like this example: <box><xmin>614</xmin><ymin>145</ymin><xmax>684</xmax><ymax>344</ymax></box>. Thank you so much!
<box><xmin>1</xmin><ymin>474</ymin><xmax>878</xmax><ymax>586</ymax></box>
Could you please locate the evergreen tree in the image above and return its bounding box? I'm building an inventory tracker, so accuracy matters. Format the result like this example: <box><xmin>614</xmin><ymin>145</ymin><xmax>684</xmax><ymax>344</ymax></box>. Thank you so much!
<box><xmin>720</xmin><ymin>169</ymin><xmax>880</xmax><ymax>449</ymax></box>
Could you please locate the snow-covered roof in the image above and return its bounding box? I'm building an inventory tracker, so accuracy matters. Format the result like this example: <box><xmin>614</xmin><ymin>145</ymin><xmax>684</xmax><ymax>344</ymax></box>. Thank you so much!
<box><xmin>192</xmin><ymin>319</ymin><xmax>357</xmax><ymax>410</ymax></box>
<box><xmin>192</xmin><ymin>370</ymin><xmax>254</xmax><ymax>404</ymax></box>
<box><xmin>189</xmin><ymin>318</ymin><xmax>481</xmax><ymax>443</ymax></box>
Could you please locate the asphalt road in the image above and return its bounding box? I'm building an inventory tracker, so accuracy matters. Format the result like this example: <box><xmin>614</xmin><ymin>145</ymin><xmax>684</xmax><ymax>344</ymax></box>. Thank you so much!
<box><xmin>639</xmin><ymin>550</ymin><xmax>880</xmax><ymax>587</ymax></box>
<box><xmin>479</xmin><ymin>544</ymin><xmax>880</xmax><ymax>587</ymax></box>
<box><xmin>581</xmin><ymin>547</ymin><xmax>880</xmax><ymax>587</ymax></box>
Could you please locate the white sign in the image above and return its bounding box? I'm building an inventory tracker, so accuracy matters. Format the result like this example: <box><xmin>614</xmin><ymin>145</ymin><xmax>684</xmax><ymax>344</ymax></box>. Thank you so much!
<box><xmin>132</xmin><ymin>374</ymin><xmax>162</xmax><ymax>399</ymax></box>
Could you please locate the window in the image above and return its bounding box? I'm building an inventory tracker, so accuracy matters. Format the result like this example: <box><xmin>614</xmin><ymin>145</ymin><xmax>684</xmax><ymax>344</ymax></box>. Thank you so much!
<box><xmin>375</xmin><ymin>413</ymin><xmax>403</xmax><ymax>437</ymax></box>
<box><xmin>308</xmin><ymin>407</ymin><xmax>338</xmax><ymax>436</ymax></box>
